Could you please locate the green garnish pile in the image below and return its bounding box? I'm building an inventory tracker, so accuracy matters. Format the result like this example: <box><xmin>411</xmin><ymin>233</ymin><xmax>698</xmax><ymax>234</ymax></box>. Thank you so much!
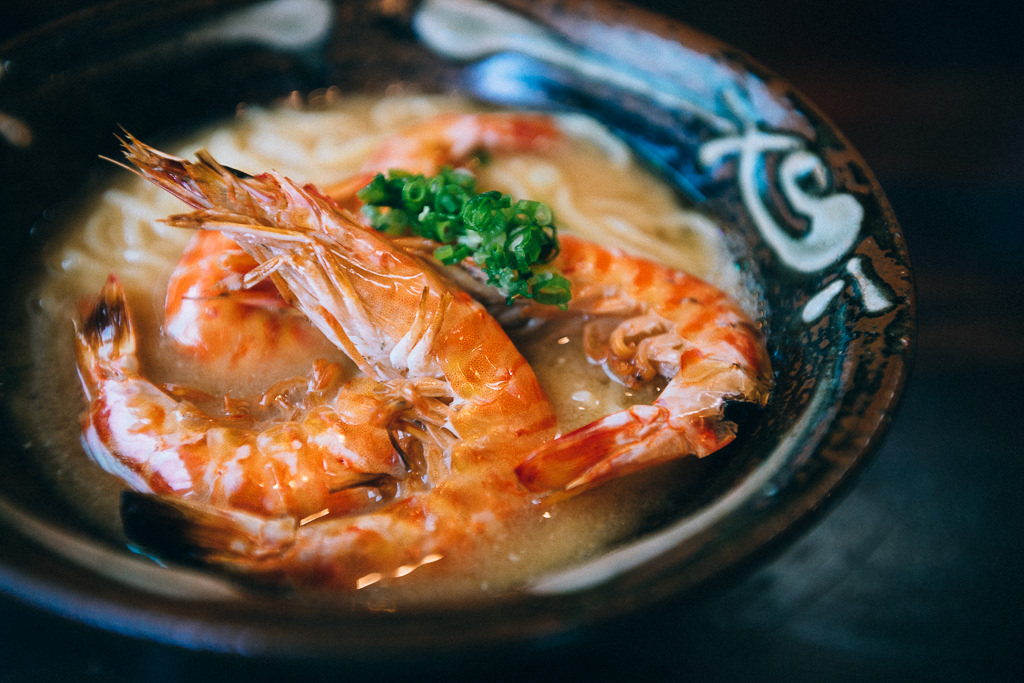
<box><xmin>357</xmin><ymin>167</ymin><xmax>571</xmax><ymax>307</ymax></box>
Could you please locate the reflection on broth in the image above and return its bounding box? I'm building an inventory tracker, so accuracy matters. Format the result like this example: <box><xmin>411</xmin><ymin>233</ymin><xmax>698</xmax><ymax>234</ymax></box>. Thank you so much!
<box><xmin>10</xmin><ymin>94</ymin><xmax>766</xmax><ymax>602</ymax></box>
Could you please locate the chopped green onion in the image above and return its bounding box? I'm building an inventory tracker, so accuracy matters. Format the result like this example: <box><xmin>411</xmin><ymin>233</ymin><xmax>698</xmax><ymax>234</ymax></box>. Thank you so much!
<box><xmin>401</xmin><ymin>176</ymin><xmax>428</xmax><ymax>209</ymax></box>
<box><xmin>357</xmin><ymin>167</ymin><xmax>571</xmax><ymax>308</ymax></box>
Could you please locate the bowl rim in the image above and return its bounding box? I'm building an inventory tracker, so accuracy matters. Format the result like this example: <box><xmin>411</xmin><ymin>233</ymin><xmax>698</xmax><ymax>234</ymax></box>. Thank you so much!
<box><xmin>0</xmin><ymin>0</ymin><xmax>915</xmax><ymax>659</ymax></box>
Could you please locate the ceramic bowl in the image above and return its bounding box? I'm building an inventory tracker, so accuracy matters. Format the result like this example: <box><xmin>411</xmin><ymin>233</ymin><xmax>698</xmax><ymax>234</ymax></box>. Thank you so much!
<box><xmin>0</xmin><ymin>0</ymin><xmax>914</xmax><ymax>660</ymax></box>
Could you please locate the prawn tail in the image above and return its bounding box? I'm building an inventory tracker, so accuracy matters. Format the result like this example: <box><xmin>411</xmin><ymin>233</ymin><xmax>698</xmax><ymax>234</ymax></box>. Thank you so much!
<box><xmin>515</xmin><ymin>404</ymin><xmax>740</xmax><ymax>494</ymax></box>
<box><xmin>120</xmin><ymin>491</ymin><xmax>298</xmax><ymax>567</ymax></box>
<box><xmin>73</xmin><ymin>275</ymin><xmax>138</xmax><ymax>398</ymax></box>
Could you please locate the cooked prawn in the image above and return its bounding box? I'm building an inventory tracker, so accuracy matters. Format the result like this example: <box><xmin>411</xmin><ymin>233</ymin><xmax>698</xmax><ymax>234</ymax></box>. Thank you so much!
<box><xmin>101</xmin><ymin>137</ymin><xmax>558</xmax><ymax>588</ymax></box>
<box><xmin>509</xmin><ymin>234</ymin><xmax>773</xmax><ymax>493</ymax></box>
<box><xmin>76</xmin><ymin>275</ymin><xmax>416</xmax><ymax>521</ymax></box>
<box><xmin>164</xmin><ymin>230</ymin><xmax>339</xmax><ymax>374</ymax></box>
<box><xmin>162</xmin><ymin>112</ymin><xmax>561</xmax><ymax>371</ymax></box>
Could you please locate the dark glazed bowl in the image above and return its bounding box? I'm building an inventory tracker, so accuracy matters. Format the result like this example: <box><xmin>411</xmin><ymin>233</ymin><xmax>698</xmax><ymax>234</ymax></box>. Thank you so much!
<box><xmin>0</xmin><ymin>0</ymin><xmax>914</xmax><ymax>661</ymax></box>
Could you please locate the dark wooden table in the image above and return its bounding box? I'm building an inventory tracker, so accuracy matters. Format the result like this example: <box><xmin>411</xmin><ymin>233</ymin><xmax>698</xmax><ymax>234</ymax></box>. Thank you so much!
<box><xmin>2</xmin><ymin>2</ymin><xmax>1021</xmax><ymax>680</ymax></box>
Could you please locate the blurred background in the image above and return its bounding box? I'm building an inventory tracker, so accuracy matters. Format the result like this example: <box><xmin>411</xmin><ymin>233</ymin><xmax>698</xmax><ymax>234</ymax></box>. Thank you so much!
<box><xmin>2</xmin><ymin>1</ymin><xmax>1021</xmax><ymax>680</ymax></box>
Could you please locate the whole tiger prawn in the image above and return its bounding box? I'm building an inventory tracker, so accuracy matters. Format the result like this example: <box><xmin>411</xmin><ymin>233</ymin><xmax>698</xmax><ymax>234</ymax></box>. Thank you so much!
<box><xmin>508</xmin><ymin>233</ymin><xmax>772</xmax><ymax>492</ymax></box>
<box><xmin>76</xmin><ymin>279</ymin><xmax>417</xmax><ymax>521</ymax></box>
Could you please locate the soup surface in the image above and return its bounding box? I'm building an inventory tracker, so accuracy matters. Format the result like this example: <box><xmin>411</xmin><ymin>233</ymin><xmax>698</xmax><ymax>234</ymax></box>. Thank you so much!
<box><xmin>8</xmin><ymin>93</ymin><xmax>755</xmax><ymax>602</ymax></box>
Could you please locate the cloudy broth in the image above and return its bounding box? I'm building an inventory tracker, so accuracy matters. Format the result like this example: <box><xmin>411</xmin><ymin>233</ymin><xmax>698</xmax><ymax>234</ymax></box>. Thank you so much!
<box><xmin>9</xmin><ymin>94</ymin><xmax>750</xmax><ymax>601</ymax></box>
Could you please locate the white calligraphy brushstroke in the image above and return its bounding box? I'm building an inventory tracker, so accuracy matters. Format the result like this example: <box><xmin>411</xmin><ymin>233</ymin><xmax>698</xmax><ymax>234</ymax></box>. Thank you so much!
<box><xmin>414</xmin><ymin>0</ymin><xmax>738</xmax><ymax>133</ymax></box>
<box><xmin>802</xmin><ymin>257</ymin><xmax>894</xmax><ymax>323</ymax></box>
<box><xmin>846</xmin><ymin>256</ymin><xmax>893</xmax><ymax>313</ymax></box>
<box><xmin>802</xmin><ymin>279</ymin><xmax>846</xmax><ymax>322</ymax></box>
<box><xmin>191</xmin><ymin>0</ymin><xmax>333</xmax><ymax>51</ymax></box>
<box><xmin>700</xmin><ymin>127</ymin><xmax>864</xmax><ymax>275</ymax></box>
